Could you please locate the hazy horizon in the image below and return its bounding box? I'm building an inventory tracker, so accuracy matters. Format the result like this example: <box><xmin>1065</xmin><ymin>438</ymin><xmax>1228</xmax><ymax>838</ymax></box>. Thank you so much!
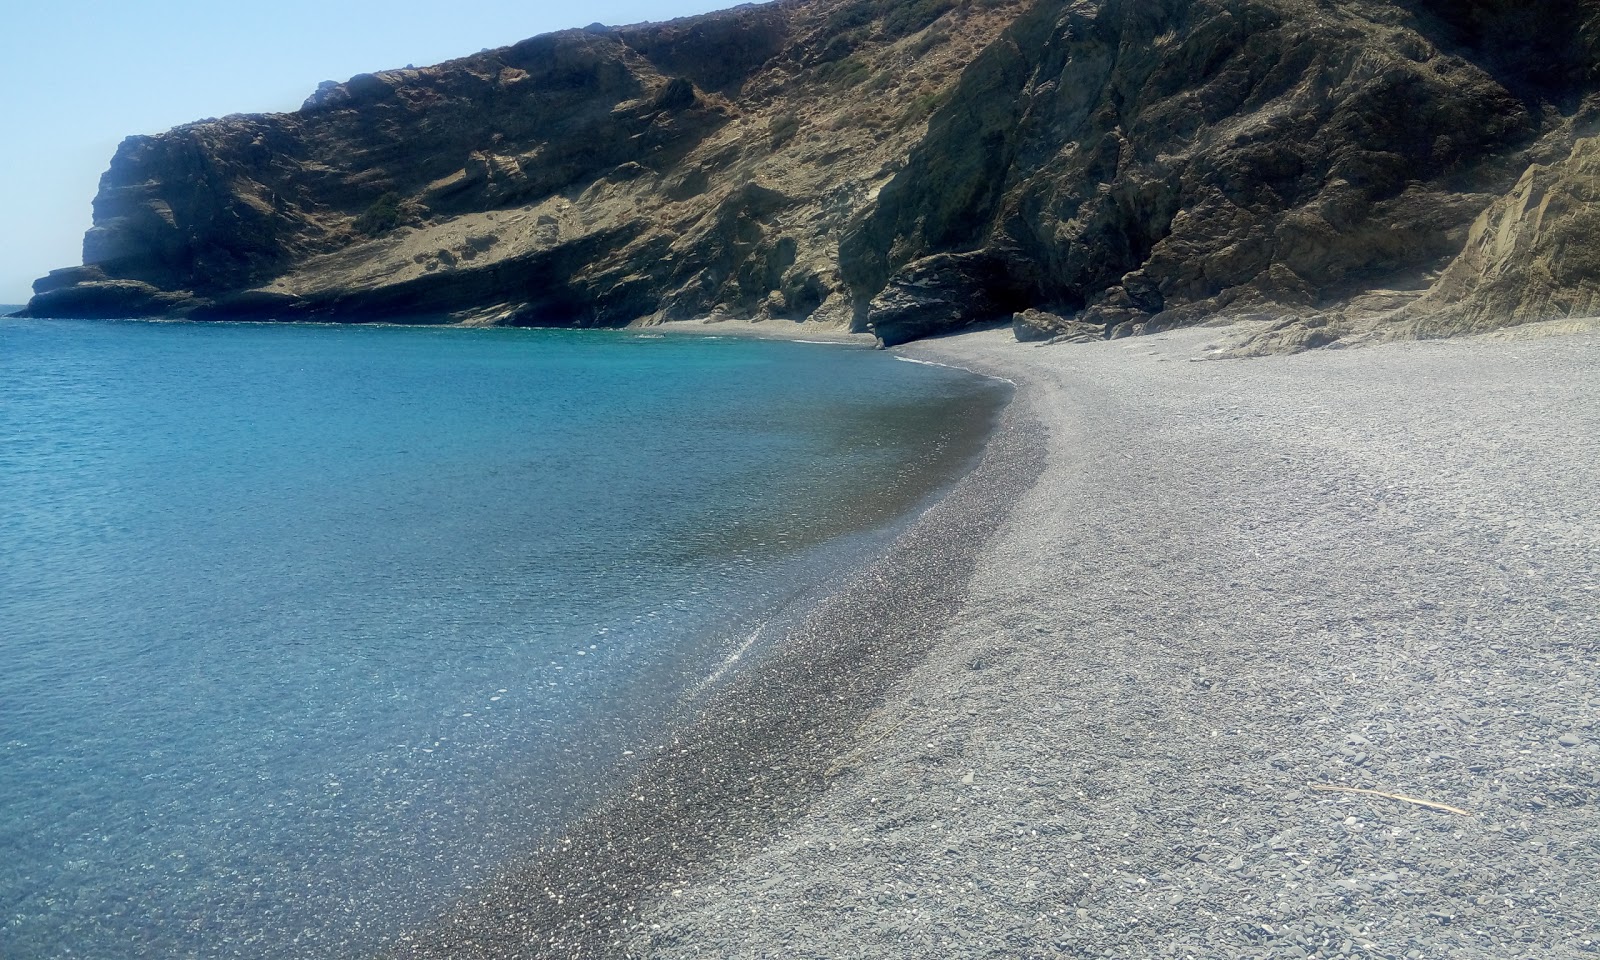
<box><xmin>0</xmin><ymin>0</ymin><xmax>764</xmax><ymax>303</ymax></box>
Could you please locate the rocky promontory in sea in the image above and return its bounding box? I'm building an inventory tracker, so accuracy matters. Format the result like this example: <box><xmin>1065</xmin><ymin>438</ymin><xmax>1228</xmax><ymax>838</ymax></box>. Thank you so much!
<box><xmin>20</xmin><ymin>0</ymin><xmax>1600</xmax><ymax>350</ymax></box>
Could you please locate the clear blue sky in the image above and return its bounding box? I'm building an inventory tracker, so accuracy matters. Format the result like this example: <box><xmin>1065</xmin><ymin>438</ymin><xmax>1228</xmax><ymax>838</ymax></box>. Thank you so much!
<box><xmin>0</xmin><ymin>0</ymin><xmax>755</xmax><ymax>304</ymax></box>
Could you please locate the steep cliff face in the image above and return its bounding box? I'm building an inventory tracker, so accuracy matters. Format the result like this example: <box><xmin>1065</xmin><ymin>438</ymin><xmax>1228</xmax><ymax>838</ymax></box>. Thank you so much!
<box><xmin>22</xmin><ymin>0</ymin><xmax>1600</xmax><ymax>349</ymax></box>
<box><xmin>846</xmin><ymin>0</ymin><xmax>1598</xmax><ymax>344</ymax></box>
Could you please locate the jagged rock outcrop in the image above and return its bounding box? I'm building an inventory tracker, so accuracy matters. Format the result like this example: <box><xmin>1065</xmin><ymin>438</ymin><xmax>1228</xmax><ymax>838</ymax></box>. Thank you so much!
<box><xmin>1404</xmin><ymin>121</ymin><xmax>1600</xmax><ymax>334</ymax></box>
<box><xmin>846</xmin><ymin>0</ymin><xmax>1599</xmax><ymax>345</ymax></box>
<box><xmin>21</xmin><ymin>0</ymin><xmax>1600</xmax><ymax>350</ymax></box>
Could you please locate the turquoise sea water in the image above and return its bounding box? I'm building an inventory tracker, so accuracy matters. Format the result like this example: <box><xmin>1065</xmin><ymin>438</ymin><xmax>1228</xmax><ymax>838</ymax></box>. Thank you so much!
<box><xmin>0</xmin><ymin>319</ymin><xmax>1003</xmax><ymax>959</ymax></box>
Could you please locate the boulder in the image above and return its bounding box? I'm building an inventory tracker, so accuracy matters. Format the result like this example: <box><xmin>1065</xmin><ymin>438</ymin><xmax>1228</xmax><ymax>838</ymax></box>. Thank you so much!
<box><xmin>1012</xmin><ymin>309</ymin><xmax>1106</xmax><ymax>344</ymax></box>
<box><xmin>866</xmin><ymin>254</ymin><xmax>1024</xmax><ymax>346</ymax></box>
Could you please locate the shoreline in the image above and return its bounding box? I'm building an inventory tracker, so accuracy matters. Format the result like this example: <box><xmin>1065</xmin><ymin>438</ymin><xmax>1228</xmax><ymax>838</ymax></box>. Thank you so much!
<box><xmin>391</xmin><ymin>320</ymin><xmax>1599</xmax><ymax>958</ymax></box>
<box><xmin>11</xmin><ymin>311</ymin><xmax>1594</xmax><ymax>956</ymax></box>
<box><xmin>387</xmin><ymin>329</ymin><xmax>1043</xmax><ymax>959</ymax></box>
<box><xmin>630</xmin><ymin>323</ymin><xmax>1600</xmax><ymax>958</ymax></box>
<box><xmin>641</xmin><ymin>317</ymin><xmax>879</xmax><ymax>346</ymax></box>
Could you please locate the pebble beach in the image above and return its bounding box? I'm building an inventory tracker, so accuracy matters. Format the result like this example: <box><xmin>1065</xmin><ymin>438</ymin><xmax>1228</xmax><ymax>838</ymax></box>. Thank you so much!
<box><xmin>399</xmin><ymin>321</ymin><xmax>1599</xmax><ymax>959</ymax></box>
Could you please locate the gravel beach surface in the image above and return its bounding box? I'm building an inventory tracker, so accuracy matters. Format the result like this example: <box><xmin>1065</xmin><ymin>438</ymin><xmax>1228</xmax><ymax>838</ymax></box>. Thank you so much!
<box><xmin>396</xmin><ymin>322</ymin><xmax>1597</xmax><ymax>959</ymax></box>
<box><xmin>626</xmin><ymin>324</ymin><xmax>1600</xmax><ymax>959</ymax></box>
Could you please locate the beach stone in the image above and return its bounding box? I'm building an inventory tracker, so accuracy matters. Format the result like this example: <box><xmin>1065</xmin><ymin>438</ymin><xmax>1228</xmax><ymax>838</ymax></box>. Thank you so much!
<box><xmin>1012</xmin><ymin>309</ymin><xmax>1069</xmax><ymax>343</ymax></box>
<box><xmin>1013</xmin><ymin>309</ymin><xmax>1108</xmax><ymax>345</ymax></box>
<box><xmin>1558</xmin><ymin>733</ymin><xmax>1582</xmax><ymax>747</ymax></box>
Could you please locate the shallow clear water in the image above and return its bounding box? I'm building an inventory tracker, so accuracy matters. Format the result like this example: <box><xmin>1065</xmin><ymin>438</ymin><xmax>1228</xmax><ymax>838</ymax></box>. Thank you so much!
<box><xmin>0</xmin><ymin>319</ymin><xmax>1003</xmax><ymax>959</ymax></box>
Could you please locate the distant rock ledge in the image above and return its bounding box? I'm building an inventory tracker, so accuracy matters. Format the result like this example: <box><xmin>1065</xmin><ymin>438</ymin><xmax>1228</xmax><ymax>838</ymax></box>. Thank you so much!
<box><xmin>21</xmin><ymin>0</ymin><xmax>1600</xmax><ymax>352</ymax></box>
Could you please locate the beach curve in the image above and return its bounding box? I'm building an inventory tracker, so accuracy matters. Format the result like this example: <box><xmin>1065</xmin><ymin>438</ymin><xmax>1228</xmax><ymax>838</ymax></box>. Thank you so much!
<box><xmin>387</xmin><ymin>330</ymin><xmax>1045</xmax><ymax>959</ymax></box>
<box><xmin>393</xmin><ymin>320</ymin><xmax>1599</xmax><ymax>959</ymax></box>
<box><xmin>628</xmin><ymin>323</ymin><xmax>1600</xmax><ymax>959</ymax></box>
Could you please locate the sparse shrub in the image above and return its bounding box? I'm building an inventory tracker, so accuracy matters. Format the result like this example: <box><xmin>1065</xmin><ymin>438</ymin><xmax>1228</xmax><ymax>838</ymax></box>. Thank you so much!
<box><xmin>832</xmin><ymin>0</ymin><xmax>884</xmax><ymax>31</ymax></box>
<box><xmin>353</xmin><ymin>192</ymin><xmax>402</xmax><ymax>236</ymax></box>
<box><xmin>818</xmin><ymin>55</ymin><xmax>870</xmax><ymax>88</ymax></box>
<box><xmin>769</xmin><ymin>111</ymin><xmax>803</xmax><ymax>147</ymax></box>
<box><xmin>909</xmin><ymin>22</ymin><xmax>953</xmax><ymax>57</ymax></box>
<box><xmin>883</xmin><ymin>0</ymin><xmax>957</xmax><ymax>37</ymax></box>
<box><xmin>900</xmin><ymin>89</ymin><xmax>949</xmax><ymax>128</ymax></box>
<box><xmin>817</xmin><ymin>27</ymin><xmax>870</xmax><ymax>64</ymax></box>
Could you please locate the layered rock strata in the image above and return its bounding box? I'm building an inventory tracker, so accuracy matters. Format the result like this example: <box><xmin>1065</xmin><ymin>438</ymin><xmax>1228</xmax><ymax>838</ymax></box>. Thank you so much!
<box><xmin>22</xmin><ymin>0</ymin><xmax>1600</xmax><ymax>349</ymax></box>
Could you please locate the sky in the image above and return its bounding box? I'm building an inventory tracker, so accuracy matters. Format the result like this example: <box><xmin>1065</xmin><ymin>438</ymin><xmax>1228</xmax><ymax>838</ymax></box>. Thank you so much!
<box><xmin>0</xmin><ymin>0</ymin><xmax>756</xmax><ymax>304</ymax></box>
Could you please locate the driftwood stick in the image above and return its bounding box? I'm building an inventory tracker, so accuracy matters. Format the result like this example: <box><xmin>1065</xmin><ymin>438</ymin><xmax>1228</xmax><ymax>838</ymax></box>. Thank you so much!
<box><xmin>1309</xmin><ymin>784</ymin><xmax>1472</xmax><ymax>817</ymax></box>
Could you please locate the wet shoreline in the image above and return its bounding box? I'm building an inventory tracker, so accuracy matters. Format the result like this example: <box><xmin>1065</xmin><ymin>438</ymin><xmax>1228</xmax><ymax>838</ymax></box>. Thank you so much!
<box><xmin>387</xmin><ymin>347</ymin><xmax>1044</xmax><ymax>959</ymax></box>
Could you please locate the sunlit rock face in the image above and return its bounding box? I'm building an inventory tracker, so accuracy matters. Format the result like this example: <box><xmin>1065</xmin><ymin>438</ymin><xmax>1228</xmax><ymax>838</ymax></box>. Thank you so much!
<box><xmin>23</xmin><ymin>0</ymin><xmax>1600</xmax><ymax>350</ymax></box>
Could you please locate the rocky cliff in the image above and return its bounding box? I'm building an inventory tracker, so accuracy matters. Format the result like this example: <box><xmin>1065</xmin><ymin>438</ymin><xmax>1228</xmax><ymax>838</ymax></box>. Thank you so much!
<box><xmin>21</xmin><ymin>0</ymin><xmax>1600</xmax><ymax>349</ymax></box>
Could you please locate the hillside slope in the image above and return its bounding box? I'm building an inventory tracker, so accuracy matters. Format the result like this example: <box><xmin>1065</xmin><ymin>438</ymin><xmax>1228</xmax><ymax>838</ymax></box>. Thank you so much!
<box><xmin>20</xmin><ymin>0</ymin><xmax>1600</xmax><ymax>349</ymax></box>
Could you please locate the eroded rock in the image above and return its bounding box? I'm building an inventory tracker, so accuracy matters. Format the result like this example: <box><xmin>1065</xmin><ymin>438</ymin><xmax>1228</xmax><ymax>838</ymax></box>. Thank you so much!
<box><xmin>867</xmin><ymin>254</ymin><xmax>1026</xmax><ymax>346</ymax></box>
<box><xmin>1401</xmin><ymin>121</ymin><xmax>1600</xmax><ymax>336</ymax></box>
<box><xmin>1012</xmin><ymin>309</ymin><xmax>1105</xmax><ymax>345</ymax></box>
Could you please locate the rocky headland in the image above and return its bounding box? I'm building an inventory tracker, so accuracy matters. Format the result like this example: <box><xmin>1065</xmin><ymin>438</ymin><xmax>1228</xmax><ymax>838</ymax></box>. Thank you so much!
<box><xmin>17</xmin><ymin>0</ymin><xmax>1600</xmax><ymax>351</ymax></box>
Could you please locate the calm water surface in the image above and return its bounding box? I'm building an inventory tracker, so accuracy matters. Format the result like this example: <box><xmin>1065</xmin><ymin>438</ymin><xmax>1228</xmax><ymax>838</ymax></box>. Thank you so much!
<box><xmin>0</xmin><ymin>319</ymin><xmax>1004</xmax><ymax>959</ymax></box>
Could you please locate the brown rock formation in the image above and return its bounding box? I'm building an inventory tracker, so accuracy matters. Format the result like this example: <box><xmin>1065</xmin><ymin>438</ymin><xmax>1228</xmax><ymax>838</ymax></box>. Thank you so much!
<box><xmin>21</xmin><ymin>0</ymin><xmax>1600</xmax><ymax>350</ymax></box>
<box><xmin>1404</xmin><ymin>120</ymin><xmax>1600</xmax><ymax>334</ymax></box>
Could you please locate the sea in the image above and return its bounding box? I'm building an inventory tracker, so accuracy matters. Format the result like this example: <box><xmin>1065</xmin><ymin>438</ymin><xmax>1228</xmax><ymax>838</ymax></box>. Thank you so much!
<box><xmin>0</xmin><ymin>317</ymin><xmax>1006</xmax><ymax>959</ymax></box>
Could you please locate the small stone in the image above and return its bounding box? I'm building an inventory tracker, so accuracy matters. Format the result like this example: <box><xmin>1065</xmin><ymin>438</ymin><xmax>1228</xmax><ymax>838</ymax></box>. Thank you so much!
<box><xmin>1225</xmin><ymin>856</ymin><xmax>1246</xmax><ymax>872</ymax></box>
<box><xmin>1558</xmin><ymin>733</ymin><xmax>1582</xmax><ymax>747</ymax></box>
